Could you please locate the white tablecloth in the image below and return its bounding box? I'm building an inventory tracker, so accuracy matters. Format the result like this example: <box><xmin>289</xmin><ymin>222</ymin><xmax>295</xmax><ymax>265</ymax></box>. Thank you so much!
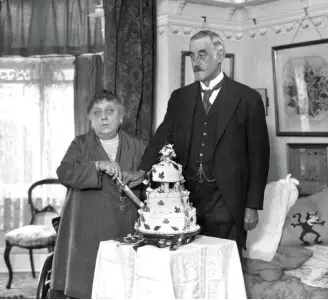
<box><xmin>92</xmin><ymin>235</ymin><xmax>246</xmax><ymax>299</ymax></box>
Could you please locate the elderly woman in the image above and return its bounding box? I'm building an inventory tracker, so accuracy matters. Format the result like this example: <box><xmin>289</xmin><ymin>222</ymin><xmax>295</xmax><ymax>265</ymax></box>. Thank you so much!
<box><xmin>49</xmin><ymin>89</ymin><xmax>146</xmax><ymax>299</ymax></box>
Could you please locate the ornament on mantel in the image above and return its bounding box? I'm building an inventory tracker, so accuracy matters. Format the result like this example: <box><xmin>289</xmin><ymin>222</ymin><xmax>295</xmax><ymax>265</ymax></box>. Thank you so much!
<box><xmin>201</xmin><ymin>16</ymin><xmax>208</xmax><ymax>29</ymax></box>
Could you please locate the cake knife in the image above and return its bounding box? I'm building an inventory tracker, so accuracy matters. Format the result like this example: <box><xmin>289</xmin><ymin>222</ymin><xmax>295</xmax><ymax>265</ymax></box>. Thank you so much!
<box><xmin>116</xmin><ymin>177</ymin><xmax>145</xmax><ymax>208</ymax></box>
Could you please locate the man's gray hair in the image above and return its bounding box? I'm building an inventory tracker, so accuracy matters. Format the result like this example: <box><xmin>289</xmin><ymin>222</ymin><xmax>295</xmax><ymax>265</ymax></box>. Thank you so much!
<box><xmin>190</xmin><ymin>30</ymin><xmax>225</xmax><ymax>52</ymax></box>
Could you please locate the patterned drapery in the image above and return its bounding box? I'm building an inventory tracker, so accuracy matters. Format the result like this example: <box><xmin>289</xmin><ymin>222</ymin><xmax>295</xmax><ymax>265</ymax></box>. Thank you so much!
<box><xmin>103</xmin><ymin>0</ymin><xmax>156</xmax><ymax>143</ymax></box>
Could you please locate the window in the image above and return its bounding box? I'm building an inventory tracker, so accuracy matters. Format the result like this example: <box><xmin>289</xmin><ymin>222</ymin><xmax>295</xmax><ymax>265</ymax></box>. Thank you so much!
<box><xmin>0</xmin><ymin>56</ymin><xmax>74</xmax><ymax>231</ymax></box>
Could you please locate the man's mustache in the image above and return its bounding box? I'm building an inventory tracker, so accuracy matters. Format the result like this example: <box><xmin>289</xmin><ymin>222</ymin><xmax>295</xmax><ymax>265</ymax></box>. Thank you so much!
<box><xmin>193</xmin><ymin>66</ymin><xmax>203</xmax><ymax>72</ymax></box>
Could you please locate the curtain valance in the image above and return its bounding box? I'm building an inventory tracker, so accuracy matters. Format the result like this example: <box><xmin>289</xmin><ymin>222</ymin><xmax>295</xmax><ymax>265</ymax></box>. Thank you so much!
<box><xmin>0</xmin><ymin>0</ymin><xmax>103</xmax><ymax>56</ymax></box>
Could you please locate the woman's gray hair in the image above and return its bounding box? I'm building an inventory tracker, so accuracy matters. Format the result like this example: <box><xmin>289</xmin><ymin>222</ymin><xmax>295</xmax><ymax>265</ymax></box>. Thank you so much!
<box><xmin>87</xmin><ymin>89</ymin><xmax>126</xmax><ymax>117</ymax></box>
<box><xmin>190</xmin><ymin>30</ymin><xmax>226</xmax><ymax>54</ymax></box>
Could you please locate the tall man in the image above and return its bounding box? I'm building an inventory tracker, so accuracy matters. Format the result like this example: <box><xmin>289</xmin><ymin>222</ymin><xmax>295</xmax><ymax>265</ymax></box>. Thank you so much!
<box><xmin>126</xmin><ymin>30</ymin><xmax>270</xmax><ymax>254</ymax></box>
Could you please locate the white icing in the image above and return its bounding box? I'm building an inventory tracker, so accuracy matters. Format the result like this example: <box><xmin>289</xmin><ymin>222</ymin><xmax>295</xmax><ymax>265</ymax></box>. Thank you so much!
<box><xmin>136</xmin><ymin>208</ymin><xmax>200</xmax><ymax>235</ymax></box>
<box><xmin>135</xmin><ymin>144</ymin><xmax>200</xmax><ymax>235</ymax></box>
<box><xmin>152</xmin><ymin>161</ymin><xmax>183</xmax><ymax>182</ymax></box>
<box><xmin>147</xmin><ymin>194</ymin><xmax>190</xmax><ymax>214</ymax></box>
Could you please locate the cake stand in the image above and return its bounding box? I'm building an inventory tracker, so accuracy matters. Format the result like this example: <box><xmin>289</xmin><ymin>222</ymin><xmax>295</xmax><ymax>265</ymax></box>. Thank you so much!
<box><xmin>134</xmin><ymin>227</ymin><xmax>201</xmax><ymax>251</ymax></box>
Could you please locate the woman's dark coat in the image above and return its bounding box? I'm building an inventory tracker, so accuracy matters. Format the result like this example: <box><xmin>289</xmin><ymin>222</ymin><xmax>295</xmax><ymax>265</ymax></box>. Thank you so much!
<box><xmin>51</xmin><ymin>129</ymin><xmax>145</xmax><ymax>299</ymax></box>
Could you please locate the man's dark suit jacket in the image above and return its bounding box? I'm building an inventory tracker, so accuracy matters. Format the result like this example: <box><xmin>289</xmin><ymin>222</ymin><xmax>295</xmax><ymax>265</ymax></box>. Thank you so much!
<box><xmin>139</xmin><ymin>74</ymin><xmax>270</xmax><ymax>246</ymax></box>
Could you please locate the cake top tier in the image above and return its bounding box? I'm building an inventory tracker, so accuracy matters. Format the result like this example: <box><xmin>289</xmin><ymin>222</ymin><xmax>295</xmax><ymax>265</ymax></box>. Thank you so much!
<box><xmin>151</xmin><ymin>144</ymin><xmax>184</xmax><ymax>183</ymax></box>
<box><xmin>159</xmin><ymin>144</ymin><xmax>176</xmax><ymax>162</ymax></box>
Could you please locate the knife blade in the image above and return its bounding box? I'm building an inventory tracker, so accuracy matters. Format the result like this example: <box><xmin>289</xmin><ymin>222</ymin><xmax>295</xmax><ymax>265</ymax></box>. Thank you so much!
<box><xmin>116</xmin><ymin>177</ymin><xmax>145</xmax><ymax>208</ymax></box>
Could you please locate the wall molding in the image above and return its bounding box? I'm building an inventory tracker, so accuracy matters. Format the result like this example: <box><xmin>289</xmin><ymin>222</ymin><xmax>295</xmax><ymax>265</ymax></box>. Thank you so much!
<box><xmin>157</xmin><ymin>3</ymin><xmax>328</xmax><ymax>40</ymax></box>
<box><xmin>90</xmin><ymin>1</ymin><xmax>328</xmax><ymax>41</ymax></box>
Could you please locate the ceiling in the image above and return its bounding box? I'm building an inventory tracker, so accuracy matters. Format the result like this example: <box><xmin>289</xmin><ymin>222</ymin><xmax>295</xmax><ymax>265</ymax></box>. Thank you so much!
<box><xmin>217</xmin><ymin>0</ymin><xmax>263</xmax><ymax>2</ymax></box>
<box><xmin>187</xmin><ymin>0</ymin><xmax>281</xmax><ymax>8</ymax></box>
<box><xmin>210</xmin><ymin>0</ymin><xmax>278</xmax><ymax>3</ymax></box>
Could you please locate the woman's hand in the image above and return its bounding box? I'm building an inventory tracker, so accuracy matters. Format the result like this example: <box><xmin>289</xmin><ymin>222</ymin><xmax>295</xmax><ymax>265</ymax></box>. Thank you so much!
<box><xmin>97</xmin><ymin>161</ymin><xmax>122</xmax><ymax>180</ymax></box>
<box><xmin>122</xmin><ymin>170</ymin><xmax>146</xmax><ymax>188</ymax></box>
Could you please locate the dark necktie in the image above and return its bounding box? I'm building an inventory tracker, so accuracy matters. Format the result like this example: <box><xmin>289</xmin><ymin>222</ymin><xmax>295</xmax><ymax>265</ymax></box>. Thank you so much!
<box><xmin>201</xmin><ymin>80</ymin><xmax>223</xmax><ymax>114</ymax></box>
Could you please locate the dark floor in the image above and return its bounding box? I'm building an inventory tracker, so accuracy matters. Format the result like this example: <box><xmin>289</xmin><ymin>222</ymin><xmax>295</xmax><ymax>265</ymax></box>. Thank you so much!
<box><xmin>0</xmin><ymin>272</ymin><xmax>38</xmax><ymax>299</ymax></box>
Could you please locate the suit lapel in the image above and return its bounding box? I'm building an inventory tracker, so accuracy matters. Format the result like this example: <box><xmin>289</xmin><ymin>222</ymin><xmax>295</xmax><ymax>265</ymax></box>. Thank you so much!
<box><xmin>181</xmin><ymin>77</ymin><xmax>241</xmax><ymax>157</ymax></box>
<box><xmin>215</xmin><ymin>74</ymin><xmax>241</xmax><ymax>147</ymax></box>
<box><xmin>183</xmin><ymin>82</ymin><xmax>199</xmax><ymax>158</ymax></box>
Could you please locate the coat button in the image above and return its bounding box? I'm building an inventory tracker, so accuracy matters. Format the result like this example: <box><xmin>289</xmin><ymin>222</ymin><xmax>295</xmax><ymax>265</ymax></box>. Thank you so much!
<box><xmin>200</xmin><ymin>153</ymin><xmax>203</xmax><ymax>157</ymax></box>
<box><xmin>203</xmin><ymin>132</ymin><xmax>207</xmax><ymax>136</ymax></box>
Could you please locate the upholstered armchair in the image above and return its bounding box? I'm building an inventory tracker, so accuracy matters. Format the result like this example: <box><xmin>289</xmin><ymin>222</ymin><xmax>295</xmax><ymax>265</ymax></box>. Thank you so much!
<box><xmin>3</xmin><ymin>178</ymin><xmax>65</xmax><ymax>289</ymax></box>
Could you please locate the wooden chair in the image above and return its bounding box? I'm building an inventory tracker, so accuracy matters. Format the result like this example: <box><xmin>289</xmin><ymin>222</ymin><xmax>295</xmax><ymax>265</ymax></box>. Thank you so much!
<box><xmin>3</xmin><ymin>178</ymin><xmax>65</xmax><ymax>289</ymax></box>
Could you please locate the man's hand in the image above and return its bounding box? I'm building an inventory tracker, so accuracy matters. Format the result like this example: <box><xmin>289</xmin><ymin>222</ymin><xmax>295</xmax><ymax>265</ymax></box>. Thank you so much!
<box><xmin>122</xmin><ymin>170</ymin><xmax>146</xmax><ymax>188</ymax></box>
<box><xmin>244</xmin><ymin>208</ymin><xmax>259</xmax><ymax>231</ymax></box>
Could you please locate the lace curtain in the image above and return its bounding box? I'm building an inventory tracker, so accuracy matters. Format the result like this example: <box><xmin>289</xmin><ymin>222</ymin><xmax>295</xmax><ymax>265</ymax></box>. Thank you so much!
<box><xmin>0</xmin><ymin>56</ymin><xmax>74</xmax><ymax>231</ymax></box>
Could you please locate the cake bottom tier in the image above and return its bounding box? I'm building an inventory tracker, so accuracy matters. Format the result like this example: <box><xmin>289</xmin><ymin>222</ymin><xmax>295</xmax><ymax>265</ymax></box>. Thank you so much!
<box><xmin>135</xmin><ymin>208</ymin><xmax>199</xmax><ymax>234</ymax></box>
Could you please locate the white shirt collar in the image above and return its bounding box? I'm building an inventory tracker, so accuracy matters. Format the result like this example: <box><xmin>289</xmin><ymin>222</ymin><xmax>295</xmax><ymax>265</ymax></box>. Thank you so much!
<box><xmin>200</xmin><ymin>71</ymin><xmax>224</xmax><ymax>91</ymax></box>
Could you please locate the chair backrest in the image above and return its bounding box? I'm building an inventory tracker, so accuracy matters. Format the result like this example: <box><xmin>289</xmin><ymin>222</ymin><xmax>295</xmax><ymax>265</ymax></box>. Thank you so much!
<box><xmin>28</xmin><ymin>178</ymin><xmax>66</xmax><ymax>226</ymax></box>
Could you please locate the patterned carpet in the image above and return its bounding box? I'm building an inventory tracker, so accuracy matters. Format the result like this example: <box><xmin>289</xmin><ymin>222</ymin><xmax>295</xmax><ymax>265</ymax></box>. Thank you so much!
<box><xmin>0</xmin><ymin>272</ymin><xmax>38</xmax><ymax>299</ymax></box>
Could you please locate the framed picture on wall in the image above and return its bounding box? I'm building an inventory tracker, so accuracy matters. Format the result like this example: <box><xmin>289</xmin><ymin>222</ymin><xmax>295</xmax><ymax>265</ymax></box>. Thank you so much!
<box><xmin>287</xmin><ymin>143</ymin><xmax>328</xmax><ymax>196</ymax></box>
<box><xmin>181</xmin><ymin>51</ymin><xmax>235</xmax><ymax>87</ymax></box>
<box><xmin>255</xmin><ymin>88</ymin><xmax>269</xmax><ymax>116</ymax></box>
<box><xmin>272</xmin><ymin>39</ymin><xmax>328</xmax><ymax>136</ymax></box>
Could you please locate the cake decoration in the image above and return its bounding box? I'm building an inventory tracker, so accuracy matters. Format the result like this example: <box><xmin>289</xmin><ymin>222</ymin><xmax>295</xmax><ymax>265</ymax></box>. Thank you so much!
<box><xmin>133</xmin><ymin>144</ymin><xmax>200</xmax><ymax>250</ymax></box>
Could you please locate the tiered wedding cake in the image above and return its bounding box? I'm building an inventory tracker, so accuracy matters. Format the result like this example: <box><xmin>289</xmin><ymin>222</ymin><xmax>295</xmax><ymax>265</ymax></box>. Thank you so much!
<box><xmin>135</xmin><ymin>144</ymin><xmax>200</xmax><ymax>235</ymax></box>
